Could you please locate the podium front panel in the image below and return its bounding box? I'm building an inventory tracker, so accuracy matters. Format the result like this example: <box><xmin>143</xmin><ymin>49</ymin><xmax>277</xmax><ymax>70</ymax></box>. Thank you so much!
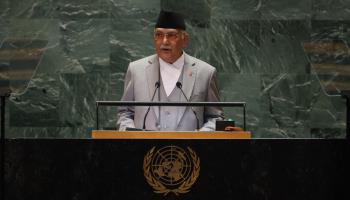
<box><xmin>3</xmin><ymin>139</ymin><xmax>348</xmax><ymax>200</ymax></box>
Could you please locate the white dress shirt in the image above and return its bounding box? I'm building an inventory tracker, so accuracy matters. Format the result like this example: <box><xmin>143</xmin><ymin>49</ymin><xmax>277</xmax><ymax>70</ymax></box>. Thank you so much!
<box><xmin>159</xmin><ymin>53</ymin><xmax>185</xmax><ymax>96</ymax></box>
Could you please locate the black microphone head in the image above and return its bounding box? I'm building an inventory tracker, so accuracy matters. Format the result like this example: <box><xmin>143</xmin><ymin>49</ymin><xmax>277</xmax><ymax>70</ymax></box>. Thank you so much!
<box><xmin>176</xmin><ymin>82</ymin><xmax>182</xmax><ymax>89</ymax></box>
<box><xmin>155</xmin><ymin>81</ymin><xmax>160</xmax><ymax>88</ymax></box>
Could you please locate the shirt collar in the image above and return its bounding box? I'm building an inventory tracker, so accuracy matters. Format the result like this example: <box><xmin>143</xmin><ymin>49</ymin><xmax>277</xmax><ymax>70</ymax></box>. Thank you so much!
<box><xmin>159</xmin><ymin>52</ymin><xmax>185</xmax><ymax>70</ymax></box>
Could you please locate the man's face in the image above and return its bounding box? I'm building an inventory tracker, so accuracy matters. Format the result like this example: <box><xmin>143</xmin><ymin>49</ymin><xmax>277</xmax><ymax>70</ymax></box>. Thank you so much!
<box><xmin>154</xmin><ymin>28</ymin><xmax>189</xmax><ymax>63</ymax></box>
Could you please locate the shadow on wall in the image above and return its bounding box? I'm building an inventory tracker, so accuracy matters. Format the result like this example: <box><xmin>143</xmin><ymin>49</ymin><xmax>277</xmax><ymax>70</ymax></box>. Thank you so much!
<box><xmin>161</xmin><ymin>0</ymin><xmax>211</xmax><ymax>28</ymax></box>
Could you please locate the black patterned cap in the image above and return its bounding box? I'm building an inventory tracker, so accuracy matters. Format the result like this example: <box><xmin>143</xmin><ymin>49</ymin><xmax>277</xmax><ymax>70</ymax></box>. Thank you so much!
<box><xmin>155</xmin><ymin>10</ymin><xmax>186</xmax><ymax>30</ymax></box>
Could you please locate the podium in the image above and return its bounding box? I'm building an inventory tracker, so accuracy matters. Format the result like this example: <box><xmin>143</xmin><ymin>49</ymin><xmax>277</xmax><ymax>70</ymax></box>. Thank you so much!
<box><xmin>91</xmin><ymin>130</ymin><xmax>251</xmax><ymax>139</ymax></box>
<box><xmin>4</xmin><ymin>138</ymin><xmax>348</xmax><ymax>199</ymax></box>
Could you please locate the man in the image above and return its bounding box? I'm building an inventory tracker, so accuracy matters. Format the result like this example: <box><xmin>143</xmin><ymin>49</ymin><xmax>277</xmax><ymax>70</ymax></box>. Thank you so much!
<box><xmin>117</xmin><ymin>10</ymin><xmax>223</xmax><ymax>131</ymax></box>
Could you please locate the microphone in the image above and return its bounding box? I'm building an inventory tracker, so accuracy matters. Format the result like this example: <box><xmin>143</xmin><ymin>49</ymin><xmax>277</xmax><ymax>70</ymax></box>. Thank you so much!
<box><xmin>176</xmin><ymin>82</ymin><xmax>200</xmax><ymax>130</ymax></box>
<box><xmin>142</xmin><ymin>81</ymin><xmax>160</xmax><ymax>130</ymax></box>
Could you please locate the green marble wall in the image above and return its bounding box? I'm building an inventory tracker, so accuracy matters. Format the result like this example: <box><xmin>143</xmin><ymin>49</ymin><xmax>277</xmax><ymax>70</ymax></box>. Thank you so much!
<box><xmin>1</xmin><ymin>0</ymin><xmax>349</xmax><ymax>138</ymax></box>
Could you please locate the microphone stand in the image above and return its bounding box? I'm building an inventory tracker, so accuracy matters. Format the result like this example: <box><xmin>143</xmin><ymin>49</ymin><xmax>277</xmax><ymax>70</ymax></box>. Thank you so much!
<box><xmin>143</xmin><ymin>82</ymin><xmax>160</xmax><ymax>130</ymax></box>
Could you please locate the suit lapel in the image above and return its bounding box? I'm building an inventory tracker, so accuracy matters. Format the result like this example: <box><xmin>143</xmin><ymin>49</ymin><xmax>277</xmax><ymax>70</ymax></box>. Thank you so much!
<box><xmin>145</xmin><ymin>55</ymin><xmax>160</xmax><ymax>120</ymax></box>
<box><xmin>176</xmin><ymin>53</ymin><xmax>197</xmax><ymax>125</ymax></box>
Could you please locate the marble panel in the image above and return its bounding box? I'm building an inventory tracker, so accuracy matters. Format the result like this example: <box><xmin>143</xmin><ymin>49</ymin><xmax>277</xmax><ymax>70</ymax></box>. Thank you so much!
<box><xmin>218</xmin><ymin>73</ymin><xmax>261</xmax><ymax>135</ymax></box>
<box><xmin>259</xmin><ymin>20</ymin><xmax>311</xmax><ymax>74</ymax></box>
<box><xmin>260</xmin><ymin>0</ymin><xmax>312</xmax><ymax>20</ymax></box>
<box><xmin>312</xmin><ymin>0</ymin><xmax>350</xmax><ymax>20</ymax></box>
<box><xmin>211</xmin><ymin>0</ymin><xmax>261</xmax><ymax>20</ymax></box>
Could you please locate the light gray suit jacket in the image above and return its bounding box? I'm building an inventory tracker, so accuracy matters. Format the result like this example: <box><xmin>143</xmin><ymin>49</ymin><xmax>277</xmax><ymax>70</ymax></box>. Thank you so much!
<box><xmin>117</xmin><ymin>52</ymin><xmax>224</xmax><ymax>131</ymax></box>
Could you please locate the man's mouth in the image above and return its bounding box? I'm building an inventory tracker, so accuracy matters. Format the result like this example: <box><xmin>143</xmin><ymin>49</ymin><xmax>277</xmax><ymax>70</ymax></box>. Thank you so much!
<box><xmin>160</xmin><ymin>46</ymin><xmax>172</xmax><ymax>52</ymax></box>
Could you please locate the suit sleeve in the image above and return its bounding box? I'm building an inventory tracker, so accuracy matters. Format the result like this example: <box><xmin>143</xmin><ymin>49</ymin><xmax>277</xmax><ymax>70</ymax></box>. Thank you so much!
<box><xmin>116</xmin><ymin>64</ymin><xmax>136</xmax><ymax>130</ymax></box>
<box><xmin>199</xmin><ymin>69</ymin><xmax>224</xmax><ymax>131</ymax></box>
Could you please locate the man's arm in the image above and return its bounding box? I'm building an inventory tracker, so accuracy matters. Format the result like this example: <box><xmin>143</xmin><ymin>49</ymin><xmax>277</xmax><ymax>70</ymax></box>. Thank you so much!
<box><xmin>199</xmin><ymin>69</ymin><xmax>224</xmax><ymax>131</ymax></box>
<box><xmin>117</xmin><ymin>64</ymin><xmax>136</xmax><ymax>131</ymax></box>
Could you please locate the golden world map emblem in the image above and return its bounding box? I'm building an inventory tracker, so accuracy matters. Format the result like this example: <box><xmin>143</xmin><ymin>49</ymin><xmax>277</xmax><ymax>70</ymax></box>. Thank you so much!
<box><xmin>143</xmin><ymin>146</ymin><xmax>200</xmax><ymax>195</ymax></box>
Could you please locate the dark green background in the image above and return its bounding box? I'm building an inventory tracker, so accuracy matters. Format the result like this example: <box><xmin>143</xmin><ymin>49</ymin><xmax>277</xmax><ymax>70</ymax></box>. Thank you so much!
<box><xmin>1</xmin><ymin>0</ymin><xmax>349</xmax><ymax>138</ymax></box>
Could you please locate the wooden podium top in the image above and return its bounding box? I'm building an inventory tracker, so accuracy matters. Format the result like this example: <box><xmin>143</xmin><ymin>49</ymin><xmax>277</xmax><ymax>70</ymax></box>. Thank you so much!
<box><xmin>91</xmin><ymin>130</ymin><xmax>251</xmax><ymax>139</ymax></box>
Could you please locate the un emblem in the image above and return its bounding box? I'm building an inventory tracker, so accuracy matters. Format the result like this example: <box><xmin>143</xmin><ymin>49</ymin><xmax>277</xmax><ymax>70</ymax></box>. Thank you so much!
<box><xmin>143</xmin><ymin>145</ymin><xmax>200</xmax><ymax>195</ymax></box>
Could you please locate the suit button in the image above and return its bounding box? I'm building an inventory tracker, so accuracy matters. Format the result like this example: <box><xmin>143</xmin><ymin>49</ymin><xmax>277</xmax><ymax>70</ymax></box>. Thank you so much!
<box><xmin>165</xmin><ymin>111</ymin><xmax>170</xmax><ymax>115</ymax></box>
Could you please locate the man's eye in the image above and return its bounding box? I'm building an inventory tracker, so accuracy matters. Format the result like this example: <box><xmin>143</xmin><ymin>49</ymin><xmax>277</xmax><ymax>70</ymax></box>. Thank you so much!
<box><xmin>168</xmin><ymin>33</ymin><xmax>177</xmax><ymax>37</ymax></box>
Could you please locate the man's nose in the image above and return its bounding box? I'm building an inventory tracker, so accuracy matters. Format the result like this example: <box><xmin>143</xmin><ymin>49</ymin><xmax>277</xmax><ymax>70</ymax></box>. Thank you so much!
<box><xmin>162</xmin><ymin>35</ymin><xmax>170</xmax><ymax>44</ymax></box>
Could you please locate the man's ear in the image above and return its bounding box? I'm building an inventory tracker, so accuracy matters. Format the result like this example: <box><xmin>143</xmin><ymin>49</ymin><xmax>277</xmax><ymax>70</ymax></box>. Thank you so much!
<box><xmin>182</xmin><ymin>32</ymin><xmax>189</xmax><ymax>48</ymax></box>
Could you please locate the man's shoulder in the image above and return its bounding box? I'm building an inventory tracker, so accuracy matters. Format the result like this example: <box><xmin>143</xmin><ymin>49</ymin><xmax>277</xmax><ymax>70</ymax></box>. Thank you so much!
<box><xmin>129</xmin><ymin>54</ymin><xmax>157</xmax><ymax>67</ymax></box>
<box><xmin>186</xmin><ymin>54</ymin><xmax>216</xmax><ymax>72</ymax></box>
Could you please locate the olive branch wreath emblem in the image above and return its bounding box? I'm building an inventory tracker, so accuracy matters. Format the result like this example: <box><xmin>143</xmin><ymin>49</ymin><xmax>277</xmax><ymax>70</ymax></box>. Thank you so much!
<box><xmin>143</xmin><ymin>146</ymin><xmax>200</xmax><ymax>196</ymax></box>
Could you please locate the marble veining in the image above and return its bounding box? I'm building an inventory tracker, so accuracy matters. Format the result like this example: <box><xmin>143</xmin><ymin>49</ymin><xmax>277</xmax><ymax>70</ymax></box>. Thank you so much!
<box><xmin>0</xmin><ymin>0</ymin><xmax>348</xmax><ymax>138</ymax></box>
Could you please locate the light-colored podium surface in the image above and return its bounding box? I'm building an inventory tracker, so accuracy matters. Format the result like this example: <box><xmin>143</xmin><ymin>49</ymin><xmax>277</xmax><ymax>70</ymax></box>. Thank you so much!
<box><xmin>91</xmin><ymin>130</ymin><xmax>251</xmax><ymax>139</ymax></box>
